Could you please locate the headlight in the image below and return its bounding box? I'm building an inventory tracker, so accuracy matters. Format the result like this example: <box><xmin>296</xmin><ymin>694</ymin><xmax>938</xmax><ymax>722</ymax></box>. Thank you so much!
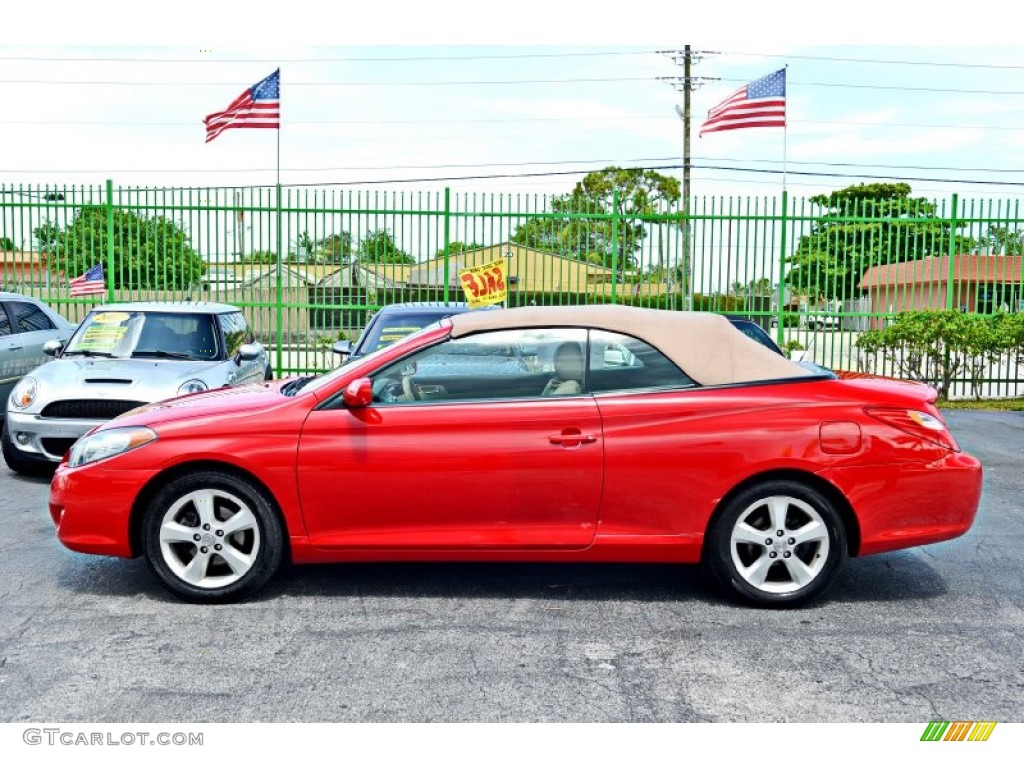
<box><xmin>177</xmin><ymin>379</ymin><xmax>208</xmax><ymax>395</ymax></box>
<box><xmin>10</xmin><ymin>377</ymin><xmax>38</xmax><ymax>409</ymax></box>
<box><xmin>68</xmin><ymin>426</ymin><xmax>158</xmax><ymax>468</ymax></box>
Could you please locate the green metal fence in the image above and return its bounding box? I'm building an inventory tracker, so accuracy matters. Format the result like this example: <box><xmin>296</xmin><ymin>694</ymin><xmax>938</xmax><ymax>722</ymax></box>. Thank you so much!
<box><xmin>2</xmin><ymin>181</ymin><xmax>1023</xmax><ymax>397</ymax></box>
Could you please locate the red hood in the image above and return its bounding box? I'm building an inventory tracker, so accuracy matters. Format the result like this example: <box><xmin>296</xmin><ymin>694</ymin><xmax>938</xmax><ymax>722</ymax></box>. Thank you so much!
<box><xmin>109</xmin><ymin>380</ymin><xmax>311</xmax><ymax>430</ymax></box>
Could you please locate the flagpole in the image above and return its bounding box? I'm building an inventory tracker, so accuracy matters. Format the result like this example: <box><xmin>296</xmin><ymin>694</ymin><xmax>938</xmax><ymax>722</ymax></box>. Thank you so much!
<box><xmin>783</xmin><ymin>65</ymin><xmax>788</xmax><ymax>192</ymax></box>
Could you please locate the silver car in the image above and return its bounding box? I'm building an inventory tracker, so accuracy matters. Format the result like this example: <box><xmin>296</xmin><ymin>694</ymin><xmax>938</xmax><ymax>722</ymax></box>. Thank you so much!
<box><xmin>3</xmin><ymin>301</ymin><xmax>270</xmax><ymax>474</ymax></box>
<box><xmin>0</xmin><ymin>291</ymin><xmax>77</xmax><ymax>405</ymax></box>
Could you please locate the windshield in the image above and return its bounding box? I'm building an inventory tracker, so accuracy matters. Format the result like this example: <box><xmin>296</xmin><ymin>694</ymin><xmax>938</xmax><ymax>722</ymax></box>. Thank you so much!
<box><xmin>63</xmin><ymin>310</ymin><xmax>220</xmax><ymax>361</ymax></box>
<box><xmin>356</xmin><ymin>312</ymin><xmax>458</xmax><ymax>355</ymax></box>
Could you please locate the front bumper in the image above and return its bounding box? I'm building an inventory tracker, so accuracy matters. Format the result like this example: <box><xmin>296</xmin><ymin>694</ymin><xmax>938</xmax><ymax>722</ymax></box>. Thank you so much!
<box><xmin>49</xmin><ymin>461</ymin><xmax>152</xmax><ymax>557</ymax></box>
<box><xmin>6</xmin><ymin>411</ymin><xmax>103</xmax><ymax>463</ymax></box>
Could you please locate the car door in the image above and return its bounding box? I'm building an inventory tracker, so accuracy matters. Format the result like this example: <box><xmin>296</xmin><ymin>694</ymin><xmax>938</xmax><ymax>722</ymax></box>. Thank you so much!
<box><xmin>297</xmin><ymin>327</ymin><xmax>604</xmax><ymax>550</ymax></box>
<box><xmin>0</xmin><ymin>304</ymin><xmax>22</xmax><ymax>399</ymax></box>
<box><xmin>1</xmin><ymin>300</ymin><xmax>56</xmax><ymax>380</ymax></box>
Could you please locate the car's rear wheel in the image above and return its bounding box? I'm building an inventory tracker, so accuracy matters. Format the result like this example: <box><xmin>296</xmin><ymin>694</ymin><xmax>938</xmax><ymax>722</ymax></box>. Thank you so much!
<box><xmin>706</xmin><ymin>481</ymin><xmax>846</xmax><ymax>607</ymax></box>
<box><xmin>142</xmin><ymin>470</ymin><xmax>283</xmax><ymax>603</ymax></box>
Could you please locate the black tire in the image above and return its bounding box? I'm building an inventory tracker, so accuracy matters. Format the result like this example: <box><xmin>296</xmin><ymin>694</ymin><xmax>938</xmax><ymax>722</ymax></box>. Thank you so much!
<box><xmin>142</xmin><ymin>470</ymin><xmax>283</xmax><ymax>603</ymax></box>
<box><xmin>705</xmin><ymin>480</ymin><xmax>846</xmax><ymax>608</ymax></box>
<box><xmin>1</xmin><ymin>422</ymin><xmax>54</xmax><ymax>476</ymax></box>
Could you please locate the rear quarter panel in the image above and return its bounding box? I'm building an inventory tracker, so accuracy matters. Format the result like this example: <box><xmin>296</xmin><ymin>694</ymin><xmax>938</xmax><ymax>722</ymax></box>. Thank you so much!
<box><xmin>592</xmin><ymin>377</ymin><xmax>954</xmax><ymax>546</ymax></box>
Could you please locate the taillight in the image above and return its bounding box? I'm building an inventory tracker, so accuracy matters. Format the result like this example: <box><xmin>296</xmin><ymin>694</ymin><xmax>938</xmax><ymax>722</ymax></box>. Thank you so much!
<box><xmin>865</xmin><ymin>407</ymin><xmax>960</xmax><ymax>452</ymax></box>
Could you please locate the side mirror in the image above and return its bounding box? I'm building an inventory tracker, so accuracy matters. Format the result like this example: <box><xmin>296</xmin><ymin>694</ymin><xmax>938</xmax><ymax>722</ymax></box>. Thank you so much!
<box><xmin>342</xmin><ymin>377</ymin><xmax>373</xmax><ymax>408</ymax></box>
<box><xmin>333</xmin><ymin>340</ymin><xmax>353</xmax><ymax>357</ymax></box>
<box><xmin>236</xmin><ymin>342</ymin><xmax>263</xmax><ymax>363</ymax></box>
<box><xmin>43</xmin><ymin>339</ymin><xmax>63</xmax><ymax>357</ymax></box>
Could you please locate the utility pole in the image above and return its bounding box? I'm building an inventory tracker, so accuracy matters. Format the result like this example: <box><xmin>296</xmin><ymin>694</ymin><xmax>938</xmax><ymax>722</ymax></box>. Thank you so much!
<box><xmin>660</xmin><ymin>47</ymin><xmax>714</xmax><ymax>311</ymax></box>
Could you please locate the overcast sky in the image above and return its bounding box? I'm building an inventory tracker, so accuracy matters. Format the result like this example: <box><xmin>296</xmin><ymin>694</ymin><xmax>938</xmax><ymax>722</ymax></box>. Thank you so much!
<box><xmin>3</xmin><ymin>2</ymin><xmax>1023</xmax><ymax>206</ymax></box>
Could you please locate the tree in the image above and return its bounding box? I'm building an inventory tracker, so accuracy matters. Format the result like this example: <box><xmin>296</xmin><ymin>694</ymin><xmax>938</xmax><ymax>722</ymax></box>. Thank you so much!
<box><xmin>318</xmin><ymin>232</ymin><xmax>352</xmax><ymax>264</ymax></box>
<box><xmin>512</xmin><ymin>167</ymin><xmax>681</xmax><ymax>269</ymax></box>
<box><xmin>785</xmin><ymin>183</ymin><xmax>976</xmax><ymax>302</ymax></box>
<box><xmin>357</xmin><ymin>229</ymin><xmax>413</xmax><ymax>264</ymax></box>
<box><xmin>0</xmin><ymin>236</ymin><xmax>14</xmax><ymax>251</ymax></box>
<box><xmin>289</xmin><ymin>231</ymin><xmax>352</xmax><ymax>264</ymax></box>
<box><xmin>247</xmin><ymin>250</ymin><xmax>278</xmax><ymax>265</ymax></box>
<box><xmin>40</xmin><ymin>205</ymin><xmax>203</xmax><ymax>289</ymax></box>
<box><xmin>33</xmin><ymin>221</ymin><xmax>61</xmax><ymax>253</ymax></box>
<box><xmin>981</xmin><ymin>225</ymin><xmax>1024</xmax><ymax>255</ymax></box>
<box><xmin>729</xmin><ymin>277</ymin><xmax>772</xmax><ymax>297</ymax></box>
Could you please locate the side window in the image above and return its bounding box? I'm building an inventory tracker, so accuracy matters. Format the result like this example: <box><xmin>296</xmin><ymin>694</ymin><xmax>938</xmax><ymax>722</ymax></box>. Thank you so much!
<box><xmin>220</xmin><ymin>312</ymin><xmax>252</xmax><ymax>357</ymax></box>
<box><xmin>10</xmin><ymin>301</ymin><xmax>55</xmax><ymax>333</ymax></box>
<box><xmin>588</xmin><ymin>330</ymin><xmax>695</xmax><ymax>392</ymax></box>
<box><xmin>0</xmin><ymin>307</ymin><xmax>11</xmax><ymax>337</ymax></box>
<box><xmin>368</xmin><ymin>328</ymin><xmax>585</xmax><ymax>404</ymax></box>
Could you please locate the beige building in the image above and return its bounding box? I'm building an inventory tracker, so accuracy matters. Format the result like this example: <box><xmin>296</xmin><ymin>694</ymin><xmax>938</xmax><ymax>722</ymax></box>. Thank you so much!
<box><xmin>362</xmin><ymin>242</ymin><xmax>660</xmax><ymax>299</ymax></box>
<box><xmin>859</xmin><ymin>254</ymin><xmax>1023</xmax><ymax>327</ymax></box>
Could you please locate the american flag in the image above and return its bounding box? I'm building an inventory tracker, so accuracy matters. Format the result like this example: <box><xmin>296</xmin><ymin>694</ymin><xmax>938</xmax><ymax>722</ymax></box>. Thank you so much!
<box><xmin>204</xmin><ymin>69</ymin><xmax>280</xmax><ymax>143</ymax></box>
<box><xmin>700</xmin><ymin>69</ymin><xmax>786</xmax><ymax>136</ymax></box>
<box><xmin>69</xmin><ymin>263</ymin><xmax>106</xmax><ymax>297</ymax></box>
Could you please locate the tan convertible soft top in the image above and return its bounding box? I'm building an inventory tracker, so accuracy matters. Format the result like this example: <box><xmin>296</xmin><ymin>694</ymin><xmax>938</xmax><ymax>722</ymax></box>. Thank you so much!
<box><xmin>449</xmin><ymin>304</ymin><xmax>811</xmax><ymax>386</ymax></box>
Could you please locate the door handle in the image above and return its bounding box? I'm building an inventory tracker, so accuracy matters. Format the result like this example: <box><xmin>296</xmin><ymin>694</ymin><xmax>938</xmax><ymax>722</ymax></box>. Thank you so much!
<box><xmin>548</xmin><ymin>432</ymin><xmax>597</xmax><ymax>446</ymax></box>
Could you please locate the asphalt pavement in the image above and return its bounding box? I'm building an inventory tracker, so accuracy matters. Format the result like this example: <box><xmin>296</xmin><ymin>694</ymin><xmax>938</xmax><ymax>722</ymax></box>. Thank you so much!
<box><xmin>0</xmin><ymin>410</ymin><xmax>1021</xmax><ymax>723</ymax></box>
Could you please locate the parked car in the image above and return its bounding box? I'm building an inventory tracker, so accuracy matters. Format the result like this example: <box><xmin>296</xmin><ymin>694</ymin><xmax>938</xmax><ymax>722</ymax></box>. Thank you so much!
<box><xmin>333</xmin><ymin>301</ymin><xmax>499</xmax><ymax>362</ymax></box>
<box><xmin>0</xmin><ymin>292</ymin><xmax>76</xmax><ymax>407</ymax></box>
<box><xmin>804</xmin><ymin>313</ymin><xmax>841</xmax><ymax>331</ymax></box>
<box><xmin>4</xmin><ymin>301</ymin><xmax>269</xmax><ymax>474</ymax></box>
<box><xmin>48</xmin><ymin>305</ymin><xmax>981</xmax><ymax>607</ymax></box>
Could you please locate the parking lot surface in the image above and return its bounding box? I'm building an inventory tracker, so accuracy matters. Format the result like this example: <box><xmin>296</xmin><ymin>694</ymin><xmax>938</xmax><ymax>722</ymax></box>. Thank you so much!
<box><xmin>0</xmin><ymin>410</ymin><xmax>1021</xmax><ymax>722</ymax></box>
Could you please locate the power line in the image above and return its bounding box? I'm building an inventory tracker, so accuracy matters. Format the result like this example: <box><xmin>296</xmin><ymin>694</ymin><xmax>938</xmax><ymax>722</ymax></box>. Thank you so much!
<box><xmin>700</xmin><ymin>49</ymin><xmax>1024</xmax><ymax>71</ymax></box>
<box><xmin>8</xmin><ymin>161</ymin><xmax>1024</xmax><ymax>189</ymax></box>
<box><xmin>0</xmin><ymin>49</ymin><xmax>661</xmax><ymax>64</ymax></box>
<box><xmin>0</xmin><ymin>76</ymin><xmax>659</xmax><ymax>87</ymax></box>
<box><xmin>4</xmin><ymin>75</ymin><xmax>1023</xmax><ymax>97</ymax></box>
<box><xmin>2</xmin><ymin>47</ymin><xmax>1021</xmax><ymax>71</ymax></box>
<box><xmin>11</xmin><ymin>154</ymin><xmax>1024</xmax><ymax>176</ymax></box>
<box><xmin>4</xmin><ymin>115</ymin><xmax>1024</xmax><ymax>135</ymax></box>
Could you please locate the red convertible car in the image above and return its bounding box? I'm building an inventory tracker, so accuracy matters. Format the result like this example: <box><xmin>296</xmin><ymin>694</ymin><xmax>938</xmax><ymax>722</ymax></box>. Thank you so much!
<box><xmin>48</xmin><ymin>305</ymin><xmax>982</xmax><ymax>606</ymax></box>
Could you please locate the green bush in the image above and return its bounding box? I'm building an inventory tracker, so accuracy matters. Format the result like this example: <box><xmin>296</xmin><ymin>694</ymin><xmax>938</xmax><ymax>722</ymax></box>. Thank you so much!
<box><xmin>857</xmin><ymin>310</ymin><xmax>1024</xmax><ymax>399</ymax></box>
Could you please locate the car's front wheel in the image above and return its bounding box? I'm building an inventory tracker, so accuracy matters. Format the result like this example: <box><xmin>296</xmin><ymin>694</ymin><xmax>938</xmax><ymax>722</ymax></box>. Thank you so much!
<box><xmin>142</xmin><ymin>470</ymin><xmax>283</xmax><ymax>603</ymax></box>
<box><xmin>706</xmin><ymin>480</ymin><xmax>846</xmax><ymax>607</ymax></box>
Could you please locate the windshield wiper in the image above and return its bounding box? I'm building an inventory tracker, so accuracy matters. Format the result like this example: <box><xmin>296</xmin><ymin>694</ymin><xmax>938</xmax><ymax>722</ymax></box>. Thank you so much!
<box><xmin>62</xmin><ymin>349</ymin><xmax>116</xmax><ymax>358</ymax></box>
<box><xmin>282</xmin><ymin>376</ymin><xmax>316</xmax><ymax>396</ymax></box>
<box><xmin>132</xmin><ymin>350</ymin><xmax>194</xmax><ymax>360</ymax></box>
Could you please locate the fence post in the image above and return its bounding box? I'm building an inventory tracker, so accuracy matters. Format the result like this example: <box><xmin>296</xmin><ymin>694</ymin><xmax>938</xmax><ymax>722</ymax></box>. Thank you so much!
<box><xmin>776</xmin><ymin>188</ymin><xmax>789</xmax><ymax>344</ymax></box>
<box><xmin>275</xmin><ymin>183</ymin><xmax>283</xmax><ymax>376</ymax></box>
<box><xmin>105</xmin><ymin>179</ymin><xmax>115</xmax><ymax>301</ymax></box>
<box><xmin>610</xmin><ymin>189</ymin><xmax>620</xmax><ymax>303</ymax></box>
<box><xmin>945</xmin><ymin>193</ymin><xmax>959</xmax><ymax>310</ymax></box>
<box><xmin>442</xmin><ymin>187</ymin><xmax>451</xmax><ymax>305</ymax></box>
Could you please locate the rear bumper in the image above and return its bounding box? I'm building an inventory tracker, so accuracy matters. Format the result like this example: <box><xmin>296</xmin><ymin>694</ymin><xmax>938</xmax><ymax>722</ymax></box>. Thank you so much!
<box><xmin>818</xmin><ymin>450</ymin><xmax>983</xmax><ymax>556</ymax></box>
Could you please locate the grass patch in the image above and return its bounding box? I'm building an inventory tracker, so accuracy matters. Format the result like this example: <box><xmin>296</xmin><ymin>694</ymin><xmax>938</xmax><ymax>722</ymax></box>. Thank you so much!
<box><xmin>938</xmin><ymin>398</ymin><xmax>1024</xmax><ymax>411</ymax></box>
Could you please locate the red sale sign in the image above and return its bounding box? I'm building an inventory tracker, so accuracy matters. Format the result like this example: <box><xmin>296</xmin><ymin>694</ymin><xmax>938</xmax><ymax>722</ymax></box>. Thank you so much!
<box><xmin>458</xmin><ymin>259</ymin><xmax>508</xmax><ymax>307</ymax></box>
